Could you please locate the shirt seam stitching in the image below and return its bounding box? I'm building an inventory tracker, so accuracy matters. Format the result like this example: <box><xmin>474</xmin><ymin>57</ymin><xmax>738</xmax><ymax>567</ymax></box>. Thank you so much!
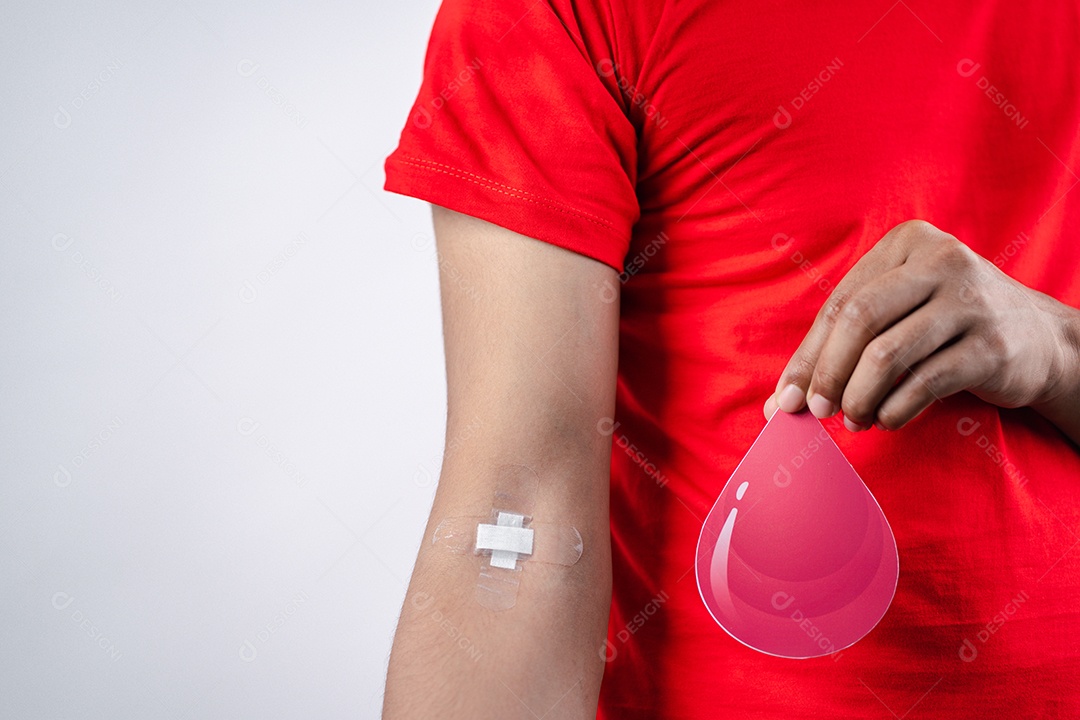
<box><xmin>393</xmin><ymin>154</ymin><xmax>621</xmax><ymax>232</ymax></box>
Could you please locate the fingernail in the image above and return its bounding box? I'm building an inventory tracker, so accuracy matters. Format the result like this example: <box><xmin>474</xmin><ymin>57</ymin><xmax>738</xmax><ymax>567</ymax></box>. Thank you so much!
<box><xmin>807</xmin><ymin>394</ymin><xmax>837</xmax><ymax>418</ymax></box>
<box><xmin>843</xmin><ymin>416</ymin><xmax>868</xmax><ymax>433</ymax></box>
<box><xmin>874</xmin><ymin>421</ymin><xmax>887</xmax><ymax>431</ymax></box>
<box><xmin>763</xmin><ymin>396</ymin><xmax>778</xmax><ymax>420</ymax></box>
<box><xmin>777</xmin><ymin>384</ymin><xmax>806</xmax><ymax>413</ymax></box>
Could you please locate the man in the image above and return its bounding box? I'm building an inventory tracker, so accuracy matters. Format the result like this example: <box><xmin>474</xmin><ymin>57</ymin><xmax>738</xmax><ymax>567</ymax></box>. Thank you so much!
<box><xmin>381</xmin><ymin>0</ymin><xmax>1080</xmax><ymax>716</ymax></box>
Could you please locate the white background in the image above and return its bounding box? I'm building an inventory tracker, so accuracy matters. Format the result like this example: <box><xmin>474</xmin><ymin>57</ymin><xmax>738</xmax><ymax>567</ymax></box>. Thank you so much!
<box><xmin>1</xmin><ymin>1</ymin><xmax>445</xmax><ymax>717</ymax></box>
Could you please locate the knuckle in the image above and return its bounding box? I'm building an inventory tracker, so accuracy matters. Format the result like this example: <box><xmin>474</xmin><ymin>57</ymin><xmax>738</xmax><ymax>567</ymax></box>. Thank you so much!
<box><xmin>866</xmin><ymin>336</ymin><xmax>902</xmax><ymax>368</ymax></box>
<box><xmin>781</xmin><ymin>354</ymin><xmax>812</xmax><ymax>390</ymax></box>
<box><xmin>956</xmin><ymin>281</ymin><xmax>987</xmax><ymax>309</ymax></box>
<box><xmin>783</xmin><ymin>355</ymin><xmax>816</xmax><ymax>386</ymax></box>
<box><xmin>976</xmin><ymin>328</ymin><xmax>1007</xmax><ymax>358</ymax></box>
<box><xmin>937</xmin><ymin>237</ymin><xmax>979</xmax><ymax>272</ymax></box>
<box><xmin>841</xmin><ymin>395</ymin><xmax>873</xmax><ymax>423</ymax></box>
<box><xmin>781</xmin><ymin>351</ymin><xmax>812</xmax><ymax>379</ymax></box>
<box><xmin>819</xmin><ymin>291</ymin><xmax>850</xmax><ymax>325</ymax></box>
<box><xmin>900</xmin><ymin>218</ymin><xmax>935</xmax><ymax>236</ymax></box>
<box><xmin>890</xmin><ymin>219</ymin><xmax>935</xmax><ymax>248</ymax></box>
<box><xmin>876</xmin><ymin>404</ymin><xmax>905</xmax><ymax>430</ymax></box>
<box><xmin>841</xmin><ymin>295</ymin><xmax>876</xmax><ymax>327</ymax></box>
<box><xmin>813</xmin><ymin>366</ymin><xmax>845</xmax><ymax>395</ymax></box>
<box><xmin>914</xmin><ymin>365</ymin><xmax>947</xmax><ymax>399</ymax></box>
<box><xmin>842</xmin><ymin>297</ymin><xmax>868</xmax><ymax>321</ymax></box>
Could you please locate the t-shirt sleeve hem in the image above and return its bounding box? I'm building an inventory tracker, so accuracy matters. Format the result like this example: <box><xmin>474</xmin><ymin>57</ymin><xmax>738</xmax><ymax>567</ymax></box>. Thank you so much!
<box><xmin>384</xmin><ymin>153</ymin><xmax>629</xmax><ymax>274</ymax></box>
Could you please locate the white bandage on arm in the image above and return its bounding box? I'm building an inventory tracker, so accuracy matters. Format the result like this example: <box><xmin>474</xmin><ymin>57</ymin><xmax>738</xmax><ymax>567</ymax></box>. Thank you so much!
<box><xmin>475</xmin><ymin>512</ymin><xmax>534</xmax><ymax>569</ymax></box>
<box><xmin>431</xmin><ymin>464</ymin><xmax>583</xmax><ymax>610</ymax></box>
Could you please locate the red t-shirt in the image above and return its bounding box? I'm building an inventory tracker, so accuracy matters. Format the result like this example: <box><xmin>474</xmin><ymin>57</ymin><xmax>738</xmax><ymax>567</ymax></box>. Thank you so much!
<box><xmin>385</xmin><ymin>0</ymin><xmax>1080</xmax><ymax>716</ymax></box>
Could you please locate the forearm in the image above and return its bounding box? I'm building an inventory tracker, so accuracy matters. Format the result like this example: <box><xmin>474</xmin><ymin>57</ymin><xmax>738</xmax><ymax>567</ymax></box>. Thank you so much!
<box><xmin>383</xmin><ymin>415</ymin><xmax>613</xmax><ymax>718</ymax></box>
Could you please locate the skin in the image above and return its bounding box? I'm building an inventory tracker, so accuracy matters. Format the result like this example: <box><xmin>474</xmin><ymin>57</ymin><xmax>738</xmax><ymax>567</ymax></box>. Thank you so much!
<box><xmin>382</xmin><ymin>206</ymin><xmax>619</xmax><ymax>719</ymax></box>
<box><xmin>763</xmin><ymin>220</ymin><xmax>1080</xmax><ymax>447</ymax></box>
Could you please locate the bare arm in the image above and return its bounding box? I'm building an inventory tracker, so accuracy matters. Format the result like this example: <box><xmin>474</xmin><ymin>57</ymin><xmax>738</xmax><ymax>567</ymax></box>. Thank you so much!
<box><xmin>382</xmin><ymin>206</ymin><xmax>620</xmax><ymax>718</ymax></box>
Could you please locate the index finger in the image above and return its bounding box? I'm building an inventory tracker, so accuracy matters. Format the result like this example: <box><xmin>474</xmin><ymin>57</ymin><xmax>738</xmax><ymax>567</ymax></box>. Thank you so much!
<box><xmin>764</xmin><ymin>234</ymin><xmax>909</xmax><ymax>418</ymax></box>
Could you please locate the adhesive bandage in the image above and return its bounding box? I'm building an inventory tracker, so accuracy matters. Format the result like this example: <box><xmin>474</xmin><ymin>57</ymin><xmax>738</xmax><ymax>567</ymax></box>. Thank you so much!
<box><xmin>432</xmin><ymin>464</ymin><xmax>583</xmax><ymax>610</ymax></box>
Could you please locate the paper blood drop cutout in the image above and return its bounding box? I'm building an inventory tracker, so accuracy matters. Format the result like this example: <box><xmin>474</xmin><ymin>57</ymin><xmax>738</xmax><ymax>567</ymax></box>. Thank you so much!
<box><xmin>695</xmin><ymin>409</ymin><xmax>898</xmax><ymax>659</ymax></box>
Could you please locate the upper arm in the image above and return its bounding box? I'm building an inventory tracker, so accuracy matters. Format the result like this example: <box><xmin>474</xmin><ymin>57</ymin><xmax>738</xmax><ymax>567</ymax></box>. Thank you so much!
<box><xmin>432</xmin><ymin>204</ymin><xmax>621</xmax><ymax>484</ymax></box>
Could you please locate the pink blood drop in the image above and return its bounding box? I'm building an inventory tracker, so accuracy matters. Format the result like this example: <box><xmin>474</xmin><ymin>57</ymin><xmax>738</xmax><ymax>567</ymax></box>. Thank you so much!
<box><xmin>695</xmin><ymin>409</ymin><xmax>899</xmax><ymax>659</ymax></box>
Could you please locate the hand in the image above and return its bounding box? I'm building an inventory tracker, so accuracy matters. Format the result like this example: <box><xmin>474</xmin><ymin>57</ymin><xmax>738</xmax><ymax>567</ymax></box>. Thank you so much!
<box><xmin>763</xmin><ymin>220</ymin><xmax>1080</xmax><ymax>432</ymax></box>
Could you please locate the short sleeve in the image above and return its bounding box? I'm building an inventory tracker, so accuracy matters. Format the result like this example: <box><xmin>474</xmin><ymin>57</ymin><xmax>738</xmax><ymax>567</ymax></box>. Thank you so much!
<box><xmin>384</xmin><ymin>0</ymin><xmax>640</xmax><ymax>273</ymax></box>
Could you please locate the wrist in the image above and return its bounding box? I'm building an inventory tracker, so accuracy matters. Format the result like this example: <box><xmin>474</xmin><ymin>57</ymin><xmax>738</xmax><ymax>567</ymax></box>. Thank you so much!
<box><xmin>1031</xmin><ymin>303</ymin><xmax>1080</xmax><ymax>417</ymax></box>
